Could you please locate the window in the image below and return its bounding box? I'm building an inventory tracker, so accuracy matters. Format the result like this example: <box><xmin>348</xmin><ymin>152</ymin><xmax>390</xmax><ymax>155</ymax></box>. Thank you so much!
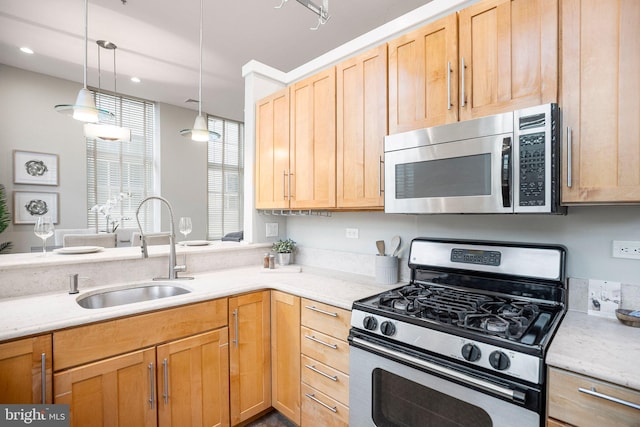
<box><xmin>87</xmin><ymin>92</ymin><xmax>155</xmax><ymax>234</ymax></box>
<box><xmin>207</xmin><ymin>117</ymin><xmax>244</xmax><ymax>240</ymax></box>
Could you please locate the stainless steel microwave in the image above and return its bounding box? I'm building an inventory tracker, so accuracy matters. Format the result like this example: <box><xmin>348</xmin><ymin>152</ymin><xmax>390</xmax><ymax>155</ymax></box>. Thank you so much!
<box><xmin>384</xmin><ymin>103</ymin><xmax>566</xmax><ymax>215</ymax></box>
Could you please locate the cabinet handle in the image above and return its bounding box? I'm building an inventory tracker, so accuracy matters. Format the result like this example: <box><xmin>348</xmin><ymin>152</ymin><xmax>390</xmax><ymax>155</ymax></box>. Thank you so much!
<box><xmin>288</xmin><ymin>172</ymin><xmax>293</xmax><ymax>200</ymax></box>
<box><xmin>578</xmin><ymin>387</ymin><xmax>640</xmax><ymax>411</ymax></box>
<box><xmin>41</xmin><ymin>353</ymin><xmax>46</xmax><ymax>404</ymax></box>
<box><xmin>378</xmin><ymin>156</ymin><xmax>384</xmax><ymax>197</ymax></box>
<box><xmin>305</xmin><ymin>364</ymin><xmax>338</xmax><ymax>381</ymax></box>
<box><xmin>566</xmin><ymin>127</ymin><xmax>573</xmax><ymax>188</ymax></box>
<box><xmin>283</xmin><ymin>170</ymin><xmax>288</xmax><ymax>200</ymax></box>
<box><xmin>304</xmin><ymin>305</ymin><xmax>338</xmax><ymax>317</ymax></box>
<box><xmin>233</xmin><ymin>308</ymin><xmax>239</xmax><ymax>347</ymax></box>
<box><xmin>148</xmin><ymin>363</ymin><xmax>155</xmax><ymax>409</ymax></box>
<box><xmin>304</xmin><ymin>334</ymin><xmax>338</xmax><ymax>349</ymax></box>
<box><xmin>447</xmin><ymin>61</ymin><xmax>452</xmax><ymax>110</ymax></box>
<box><xmin>162</xmin><ymin>358</ymin><xmax>169</xmax><ymax>405</ymax></box>
<box><xmin>460</xmin><ymin>57</ymin><xmax>466</xmax><ymax>108</ymax></box>
<box><xmin>305</xmin><ymin>393</ymin><xmax>337</xmax><ymax>413</ymax></box>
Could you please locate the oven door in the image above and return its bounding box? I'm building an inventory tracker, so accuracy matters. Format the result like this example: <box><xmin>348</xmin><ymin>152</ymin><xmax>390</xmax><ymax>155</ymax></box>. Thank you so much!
<box><xmin>384</xmin><ymin>133</ymin><xmax>513</xmax><ymax>214</ymax></box>
<box><xmin>349</xmin><ymin>336</ymin><xmax>541</xmax><ymax>427</ymax></box>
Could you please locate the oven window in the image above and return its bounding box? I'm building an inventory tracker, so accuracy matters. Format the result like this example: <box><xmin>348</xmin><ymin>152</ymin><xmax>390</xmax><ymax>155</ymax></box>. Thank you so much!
<box><xmin>395</xmin><ymin>153</ymin><xmax>491</xmax><ymax>199</ymax></box>
<box><xmin>372</xmin><ymin>368</ymin><xmax>492</xmax><ymax>427</ymax></box>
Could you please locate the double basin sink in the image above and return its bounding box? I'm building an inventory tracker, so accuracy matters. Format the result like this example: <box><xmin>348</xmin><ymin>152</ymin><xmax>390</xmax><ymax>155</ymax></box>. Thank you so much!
<box><xmin>77</xmin><ymin>282</ymin><xmax>191</xmax><ymax>309</ymax></box>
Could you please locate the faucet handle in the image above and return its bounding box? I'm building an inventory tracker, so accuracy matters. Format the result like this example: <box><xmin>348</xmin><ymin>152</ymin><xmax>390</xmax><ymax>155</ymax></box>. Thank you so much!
<box><xmin>141</xmin><ymin>238</ymin><xmax>148</xmax><ymax>258</ymax></box>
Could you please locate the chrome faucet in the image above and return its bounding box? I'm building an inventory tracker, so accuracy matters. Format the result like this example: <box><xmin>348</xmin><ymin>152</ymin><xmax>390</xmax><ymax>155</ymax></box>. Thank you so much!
<box><xmin>135</xmin><ymin>196</ymin><xmax>192</xmax><ymax>280</ymax></box>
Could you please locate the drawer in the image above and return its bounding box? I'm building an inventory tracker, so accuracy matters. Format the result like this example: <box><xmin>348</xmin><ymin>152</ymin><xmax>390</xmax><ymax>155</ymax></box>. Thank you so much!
<box><xmin>301</xmin><ymin>326</ymin><xmax>349</xmax><ymax>374</ymax></box>
<box><xmin>54</xmin><ymin>298</ymin><xmax>228</xmax><ymax>370</ymax></box>
<box><xmin>301</xmin><ymin>382</ymin><xmax>349</xmax><ymax>427</ymax></box>
<box><xmin>301</xmin><ymin>299</ymin><xmax>351</xmax><ymax>341</ymax></box>
<box><xmin>301</xmin><ymin>355</ymin><xmax>349</xmax><ymax>406</ymax></box>
<box><xmin>547</xmin><ymin>367</ymin><xmax>640</xmax><ymax>427</ymax></box>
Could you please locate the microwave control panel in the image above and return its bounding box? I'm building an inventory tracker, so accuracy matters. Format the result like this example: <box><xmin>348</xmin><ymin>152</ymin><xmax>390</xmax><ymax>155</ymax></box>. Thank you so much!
<box><xmin>518</xmin><ymin>132</ymin><xmax>546</xmax><ymax>206</ymax></box>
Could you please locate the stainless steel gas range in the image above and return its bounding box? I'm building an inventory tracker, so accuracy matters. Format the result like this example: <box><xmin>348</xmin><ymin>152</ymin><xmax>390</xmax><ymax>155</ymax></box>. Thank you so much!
<box><xmin>348</xmin><ymin>237</ymin><xmax>567</xmax><ymax>427</ymax></box>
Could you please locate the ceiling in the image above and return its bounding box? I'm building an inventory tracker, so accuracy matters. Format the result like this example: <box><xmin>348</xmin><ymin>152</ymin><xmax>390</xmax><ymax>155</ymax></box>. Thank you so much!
<box><xmin>0</xmin><ymin>0</ymin><xmax>431</xmax><ymax>121</ymax></box>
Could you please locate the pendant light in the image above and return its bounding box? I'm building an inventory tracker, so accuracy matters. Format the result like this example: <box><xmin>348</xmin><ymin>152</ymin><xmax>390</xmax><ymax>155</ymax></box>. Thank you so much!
<box><xmin>84</xmin><ymin>40</ymin><xmax>132</xmax><ymax>141</ymax></box>
<box><xmin>180</xmin><ymin>0</ymin><xmax>220</xmax><ymax>142</ymax></box>
<box><xmin>54</xmin><ymin>0</ymin><xmax>113</xmax><ymax>123</ymax></box>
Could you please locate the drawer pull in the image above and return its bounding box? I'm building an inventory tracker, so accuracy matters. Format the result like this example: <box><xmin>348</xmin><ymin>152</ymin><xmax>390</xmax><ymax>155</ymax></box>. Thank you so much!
<box><xmin>148</xmin><ymin>362</ymin><xmax>155</xmax><ymax>409</ymax></box>
<box><xmin>304</xmin><ymin>334</ymin><xmax>338</xmax><ymax>349</ymax></box>
<box><xmin>162</xmin><ymin>358</ymin><xmax>169</xmax><ymax>405</ymax></box>
<box><xmin>305</xmin><ymin>392</ymin><xmax>337</xmax><ymax>413</ymax></box>
<box><xmin>305</xmin><ymin>364</ymin><xmax>338</xmax><ymax>381</ymax></box>
<box><xmin>578</xmin><ymin>387</ymin><xmax>640</xmax><ymax>411</ymax></box>
<box><xmin>305</xmin><ymin>305</ymin><xmax>338</xmax><ymax>317</ymax></box>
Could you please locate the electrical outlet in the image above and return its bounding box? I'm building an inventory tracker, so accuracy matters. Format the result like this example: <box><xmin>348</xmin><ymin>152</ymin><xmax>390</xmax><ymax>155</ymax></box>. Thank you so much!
<box><xmin>345</xmin><ymin>228</ymin><xmax>359</xmax><ymax>239</ymax></box>
<box><xmin>612</xmin><ymin>240</ymin><xmax>640</xmax><ymax>260</ymax></box>
<box><xmin>266</xmin><ymin>223</ymin><xmax>279</xmax><ymax>238</ymax></box>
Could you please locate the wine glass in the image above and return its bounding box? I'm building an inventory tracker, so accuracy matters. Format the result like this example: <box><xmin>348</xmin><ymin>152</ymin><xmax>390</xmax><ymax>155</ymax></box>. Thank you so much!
<box><xmin>178</xmin><ymin>217</ymin><xmax>192</xmax><ymax>242</ymax></box>
<box><xmin>34</xmin><ymin>216</ymin><xmax>54</xmax><ymax>256</ymax></box>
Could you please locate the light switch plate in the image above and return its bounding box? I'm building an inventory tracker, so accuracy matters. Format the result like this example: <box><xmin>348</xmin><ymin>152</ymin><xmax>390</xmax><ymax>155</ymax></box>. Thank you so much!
<box><xmin>266</xmin><ymin>223</ymin><xmax>279</xmax><ymax>238</ymax></box>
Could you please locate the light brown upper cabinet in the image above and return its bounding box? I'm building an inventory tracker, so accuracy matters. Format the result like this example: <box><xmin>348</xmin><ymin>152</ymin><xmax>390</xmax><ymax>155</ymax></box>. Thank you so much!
<box><xmin>290</xmin><ymin>68</ymin><xmax>337</xmax><ymax>209</ymax></box>
<box><xmin>560</xmin><ymin>0</ymin><xmax>640</xmax><ymax>204</ymax></box>
<box><xmin>255</xmin><ymin>88</ymin><xmax>290</xmax><ymax>209</ymax></box>
<box><xmin>458</xmin><ymin>0</ymin><xmax>558</xmax><ymax>121</ymax></box>
<box><xmin>389</xmin><ymin>0</ymin><xmax>558</xmax><ymax>134</ymax></box>
<box><xmin>336</xmin><ymin>44</ymin><xmax>388</xmax><ymax>209</ymax></box>
<box><xmin>388</xmin><ymin>13</ymin><xmax>459</xmax><ymax>133</ymax></box>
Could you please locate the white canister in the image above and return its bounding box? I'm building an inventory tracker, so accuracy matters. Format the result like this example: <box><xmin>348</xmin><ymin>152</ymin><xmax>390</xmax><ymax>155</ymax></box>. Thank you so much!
<box><xmin>375</xmin><ymin>255</ymin><xmax>399</xmax><ymax>285</ymax></box>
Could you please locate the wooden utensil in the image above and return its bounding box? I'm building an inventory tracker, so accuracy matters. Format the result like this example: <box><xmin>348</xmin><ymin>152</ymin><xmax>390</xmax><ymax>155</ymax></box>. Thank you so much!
<box><xmin>389</xmin><ymin>235</ymin><xmax>401</xmax><ymax>257</ymax></box>
<box><xmin>376</xmin><ymin>240</ymin><xmax>386</xmax><ymax>256</ymax></box>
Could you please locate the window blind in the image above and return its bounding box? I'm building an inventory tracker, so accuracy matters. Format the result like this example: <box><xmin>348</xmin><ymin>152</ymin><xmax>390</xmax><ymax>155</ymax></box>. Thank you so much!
<box><xmin>207</xmin><ymin>117</ymin><xmax>244</xmax><ymax>240</ymax></box>
<box><xmin>87</xmin><ymin>91</ymin><xmax>155</xmax><ymax>234</ymax></box>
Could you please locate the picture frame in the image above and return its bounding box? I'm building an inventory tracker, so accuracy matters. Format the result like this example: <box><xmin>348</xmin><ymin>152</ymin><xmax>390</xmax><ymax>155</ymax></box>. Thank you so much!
<box><xmin>13</xmin><ymin>150</ymin><xmax>59</xmax><ymax>186</ymax></box>
<box><xmin>13</xmin><ymin>191</ymin><xmax>59</xmax><ymax>224</ymax></box>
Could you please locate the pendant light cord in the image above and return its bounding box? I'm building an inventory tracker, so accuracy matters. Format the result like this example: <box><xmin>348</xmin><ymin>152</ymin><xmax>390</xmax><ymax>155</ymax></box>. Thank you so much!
<box><xmin>198</xmin><ymin>0</ymin><xmax>203</xmax><ymax>117</ymax></box>
<box><xmin>83</xmin><ymin>0</ymin><xmax>88</xmax><ymax>90</ymax></box>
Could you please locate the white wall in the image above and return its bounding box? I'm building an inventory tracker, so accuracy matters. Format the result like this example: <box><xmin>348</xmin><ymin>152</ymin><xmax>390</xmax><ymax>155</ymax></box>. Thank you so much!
<box><xmin>0</xmin><ymin>64</ymin><xmax>210</xmax><ymax>252</ymax></box>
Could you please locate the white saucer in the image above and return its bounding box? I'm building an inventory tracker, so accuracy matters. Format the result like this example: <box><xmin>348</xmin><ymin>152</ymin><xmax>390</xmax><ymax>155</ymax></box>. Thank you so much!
<box><xmin>180</xmin><ymin>240</ymin><xmax>210</xmax><ymax>246</ymax></box>
<box><xmin>53</xmin><ymin>246</ymin><xmax>104</xmax><ymax>254</ymax></box>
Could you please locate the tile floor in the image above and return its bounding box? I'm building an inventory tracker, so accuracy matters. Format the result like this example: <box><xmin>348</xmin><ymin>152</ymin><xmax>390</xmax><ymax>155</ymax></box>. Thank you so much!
<box><xmin>245</xmin><ymin>411</ymin><xmax>297</xmax><ymax>427</ymax></box>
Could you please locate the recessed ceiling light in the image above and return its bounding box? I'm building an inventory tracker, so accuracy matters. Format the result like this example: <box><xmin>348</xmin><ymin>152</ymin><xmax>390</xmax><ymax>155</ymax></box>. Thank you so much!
<box><xmin>131</xmin><ymin>77</ymin><xmax>141</xmax><ymax>83</ymax></box>
<box><xmin>20</xmin><ymin>47</ymin><xmax>34</xmax><ymax>54</ymax></box>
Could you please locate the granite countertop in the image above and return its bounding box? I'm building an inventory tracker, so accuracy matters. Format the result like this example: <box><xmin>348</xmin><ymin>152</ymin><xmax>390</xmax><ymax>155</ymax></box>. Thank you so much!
<box><xmin>546</xmin><ymin>310</ymin><xmax>640</xmax><ymax>390</ymax></box>
<box><xmin>0</xmin><ymin>265</ymin><xmax>391</xmax><ymax>342</ymax></box>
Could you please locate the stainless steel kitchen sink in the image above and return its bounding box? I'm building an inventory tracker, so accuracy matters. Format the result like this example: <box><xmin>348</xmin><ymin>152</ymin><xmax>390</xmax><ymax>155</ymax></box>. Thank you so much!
<box><xmin>77</xmin><ymin>283</ymin><xmax>191</xmax><ymax>309</ymax></box>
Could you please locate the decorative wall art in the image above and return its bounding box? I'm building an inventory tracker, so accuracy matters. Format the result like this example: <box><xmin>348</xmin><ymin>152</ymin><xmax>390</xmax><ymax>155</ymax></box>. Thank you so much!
<box><xmin>13</xmin><ymin>191</ymin><xmax>59</xmax><ymax>224</ymax></box>
<box><xmin>13</xmin><ymin>150</ymin><xmax>59</xmax><ymax>186</ymax></box>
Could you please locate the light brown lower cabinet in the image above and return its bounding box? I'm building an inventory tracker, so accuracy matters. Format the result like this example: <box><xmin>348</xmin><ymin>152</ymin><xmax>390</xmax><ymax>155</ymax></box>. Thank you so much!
<box><xmin>271</xmin><ymin>291</ymin><xmax>301</xmax><ymax>425</ymax></box>
<box><xmin>229</xmin><ymin>291</ymin><xmax>271</xmax><ymax>425</ymax></box>
<box><xmin>547</xmin><ymin>367</ymin><xmax>640</xmax><ymax>427</ymax></box>
<box><xmin>54</xmin><ymin>329</ymin><xmax>230</xmax><ymax>427</ymax></box>
<box><xmin>0</xmin><ymin>334</ymin><xmax>52</xmax><ymax>404</ymax></box>
<box><xmin>301</xmin><ymin>383</ymin><xmax>349</xmax><ymax>427</ymax></box>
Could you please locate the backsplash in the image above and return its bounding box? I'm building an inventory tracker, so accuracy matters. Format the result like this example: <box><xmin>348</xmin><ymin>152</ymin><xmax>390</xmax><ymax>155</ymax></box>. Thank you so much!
<box><xmin>568</xmin><ymin>277</ymin><xmax>640</xmax><ymax>313</ymax></box>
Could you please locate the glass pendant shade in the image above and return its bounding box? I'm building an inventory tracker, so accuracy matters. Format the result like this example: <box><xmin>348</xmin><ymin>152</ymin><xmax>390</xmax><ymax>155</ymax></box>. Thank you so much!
<box><xmin>180</xmin><ymin>114</ymin><xmax>219</xmax><ymax>142</ymax></box>
<box><xmin>55</xmin><ymin>88</ymin><xmax>113</xmax><ymax>123</ymax></box>
<box><xmin>84</xmin><ymin>122</ymin><xmax>132</xmax><ymax>141</ymax></box>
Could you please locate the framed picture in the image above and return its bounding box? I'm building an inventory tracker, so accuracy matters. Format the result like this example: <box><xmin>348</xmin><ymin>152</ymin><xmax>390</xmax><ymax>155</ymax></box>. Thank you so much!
<box><xmin>13</xmin><ymin>191</ymin><xmax>59</xmax><ymax>224</ymax></box>
<box><xmin>13</xmin><ymin>150</ymin><xmax>59</xmax><ymax>186</ymax></box>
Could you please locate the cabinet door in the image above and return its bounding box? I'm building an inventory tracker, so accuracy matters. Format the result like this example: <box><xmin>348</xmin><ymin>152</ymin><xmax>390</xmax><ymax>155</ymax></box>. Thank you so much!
<box><xmin>458</xmin><ymin>0</ymin><xmax>558</xmax><ymax>121</ymax></box>
<box><xmin>255</xmin><ymin>88</ymin><xmax>291</xmax><ymax>209</ymax></box>
<box><xmin>229</xmin><ymin>291</ymin><xmax>271</xmax><ymax>425</ymax></box>
<box><xmin>560</xmin><ymin>0</ymin><xmax>640</xmax><ymax>203</ymax></box>
<box><xmin>157</xmin><ymin>329</ymin><xmax>230</xmax><ymax>427</ymax></box>
<box><xmin>336</xmin><ymin>44</ymin><xmax>387</xmax><ymax>209</ymax></box>
<box><xmin>54</xmin><ymin>348</ymin><xmax>157</xmax><ymax>427</ymax></box>
<box><xmin>290</xmin><ymin>67</ymin><xmax>337</xmax><ymax>209</ymax></box>
<box><xmin>271</xmin><ymin>291</ymin><xmax>301</xmax><ymax>424</ymax></box>
<box><xmin>0</xmin><ymin>335</ymin><xmax>52</xmax><ymax>404</ymax></box>
<box><xmin>388</xmin><ymin>13</ymin><xmax>459</xmax><ymax>133</ymax></box>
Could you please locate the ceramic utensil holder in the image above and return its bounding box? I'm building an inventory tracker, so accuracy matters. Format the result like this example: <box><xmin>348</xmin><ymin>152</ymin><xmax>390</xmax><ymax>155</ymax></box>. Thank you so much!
<box><xmin>375</xmin><ymin>255</ymin><xmax>398</xmax><ymax>285</ymax></box>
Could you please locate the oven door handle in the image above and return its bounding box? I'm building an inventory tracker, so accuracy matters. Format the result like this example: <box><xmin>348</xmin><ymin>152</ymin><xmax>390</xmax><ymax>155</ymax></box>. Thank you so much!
<box><xmin>352</xmin><ymin>337</ymin><xmax>526</xmax><ymax>404</ymax></box>
<box><xmin>501</xmin><ymin>136</ymin><xmax>512</xmax><ymax>208</ymax></box>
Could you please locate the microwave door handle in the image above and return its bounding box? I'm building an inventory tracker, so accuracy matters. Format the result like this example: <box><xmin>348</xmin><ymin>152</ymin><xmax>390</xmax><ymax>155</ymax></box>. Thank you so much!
<box><xmin>501</xmin><ymin>137</ymin><xmax>512</xmax><ymax>208</ymax></box>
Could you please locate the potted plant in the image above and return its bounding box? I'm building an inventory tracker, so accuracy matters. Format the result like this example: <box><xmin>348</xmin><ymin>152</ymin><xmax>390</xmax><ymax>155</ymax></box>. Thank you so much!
<box><xmin>0</xmin><ymin>185</ymin><xmax>12</xmax><ymax>254</ymax></box>
<box><xmin>272</xmin><ymin>238</ymin><xmax>296</xmax><ymax>265</ymax></box>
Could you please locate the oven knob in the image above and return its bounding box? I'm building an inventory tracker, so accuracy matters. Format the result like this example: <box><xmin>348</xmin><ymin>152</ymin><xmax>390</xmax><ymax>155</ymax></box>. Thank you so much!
<box><xmin>363</xmin><ymin>316</ymin><xmax>378</xmax><ymax>331</ymax></box>
<box><xmin>380</xmin><ymin>321</ymin><xmax>396</xmax><ymax>336</ymax></box>
<box><xmin>461</xmin><ymin>343</ymin><xmax>481</xmax><ymax>362</ymax></box>
<box><xmin>489</xmin><ymin>351</ymin><xmax>510</xmax><ymax>370</ymax></box>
